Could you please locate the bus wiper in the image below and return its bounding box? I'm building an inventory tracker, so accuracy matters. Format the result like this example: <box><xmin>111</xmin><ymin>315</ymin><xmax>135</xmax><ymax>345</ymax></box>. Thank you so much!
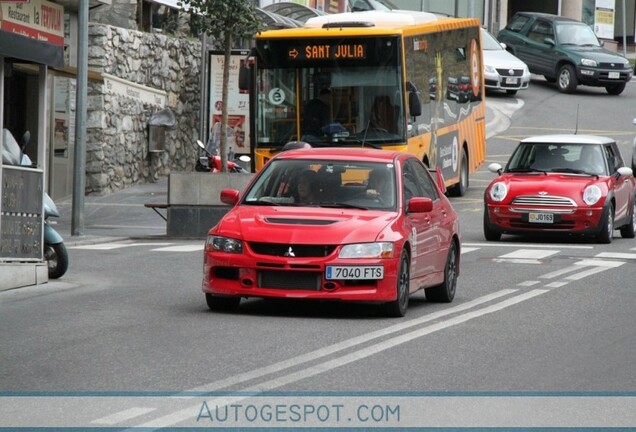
<box><xmin>337</xmin><ymin>137</ymin><xmax>381</xmax><ymax>149</ymax></box>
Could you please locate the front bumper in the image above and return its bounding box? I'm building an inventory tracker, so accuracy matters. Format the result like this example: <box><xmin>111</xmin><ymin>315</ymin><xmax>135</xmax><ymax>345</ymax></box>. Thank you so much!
<box><xmin>576</xmin><ymin>66</ymin><xmax>633</xmax><ymax>86</ymax></box>
<box><xmin>484</xmin><ymin>69</ymin><xmax>530</xmax><ymax>91</ymax></box>
<box><xmin>485</xmin><ymin>203</ymin><xmax>605</xmax><ymax>235</ymax></box>
<box><xmin>201</xmin><ymin>251</ymin><xmax>401</xmax><ymax>303</ymax></box>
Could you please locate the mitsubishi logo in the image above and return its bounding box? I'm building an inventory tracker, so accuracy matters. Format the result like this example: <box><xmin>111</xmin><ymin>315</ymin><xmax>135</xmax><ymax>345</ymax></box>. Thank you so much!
<box><xmin>539</xmin><ymin>191</ymin><xmax>548</xmax><ymax>195</ymax></box>
<box><xmin>284</xmin><ymin>247</ymin><xmax>295</xmax><ymax>257</ymax></box>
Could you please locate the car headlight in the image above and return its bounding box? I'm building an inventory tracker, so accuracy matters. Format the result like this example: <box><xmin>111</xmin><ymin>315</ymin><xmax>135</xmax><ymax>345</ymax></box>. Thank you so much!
<box><xmin>484</xmin><ymin>64</ymin><xmax>496</xmax><ymax>73</ymax></box>
<box><xmin>581</xmin><ymin>58</ymin><xmax>597</xmax><ymax>67</ymax></box>
<box><xmin>339</xmin><ymin>242</ymin><xmax>394</xmax><ymax>259</ymax></box>
<box><xmin>582</xmin><ymin>185</ymin><xmax>602</xmax><ymax>206</ymax></box>
<box><xmin>205</xmin><ymin>235</ymin><xmax>243</xmax><ymax>253</ymax></box>
<box><xmin>489</xmin><ymin>182</ymin><xmax>508</xmax><ymax>202</ymax></box>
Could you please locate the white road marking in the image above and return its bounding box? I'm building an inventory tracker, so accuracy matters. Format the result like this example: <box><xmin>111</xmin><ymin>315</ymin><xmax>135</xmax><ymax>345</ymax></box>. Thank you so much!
<box><xmin>92</xmin><ymin>407</ymin><xmax>157</xmax><ymax>425</ymax></box>
<box><xmin>595</xmin><ymin>252</ymin><xmax>636</xmax><ymax>260</ymax></box>
<box><xmin>70</xmin><ymin>242</ymin><xmax>174</xmax><ymax>250</ymax></box>
<box><xmin>461</xmin><ymin>247</ymin><xmax>480</xmax><ymax>254</ymax></box>
<box><xmin>463</xmin><ymin>242</ymin><xmax>593</xmax><ymax>249</ymax></box>
<box><xmin>499</xmin><ymin>249</ymin><xmax>559</xmax><ymax>259</ymax></box>
<box><xmin>151</xmin><ymin>245</ymin><xmax>203</xmax><ymax>252</ymax></box>
<box><xmin>130</xmin><ymin>289</ymin><xmax>548</xmax><ymax>429</ymax></box>
<box><xmin>545</xmin><ymin>281</ymin><xmax>569</xmax><ymax>288</ymax></box>
<box><xmin>518</xmin><ymin>281</ymin><xmax>540</xmax><ymax>286</ymax></box>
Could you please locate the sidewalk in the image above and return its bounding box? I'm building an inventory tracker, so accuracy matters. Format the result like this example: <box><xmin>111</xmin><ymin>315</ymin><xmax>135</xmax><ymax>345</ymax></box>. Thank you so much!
<box><xmin>54</xmin><ymin>177</ymin><xmax>169</xmax><ymax>246</ymax></box>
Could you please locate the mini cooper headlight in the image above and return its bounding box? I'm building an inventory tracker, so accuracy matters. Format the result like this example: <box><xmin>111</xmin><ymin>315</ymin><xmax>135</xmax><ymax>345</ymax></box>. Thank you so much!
<box><xmin>339</xmin><ymin>242</ymin><xmax>394</xmax><ymax>259</ymax></box>
<box><xmin>582</xmin><ymin>185</ymin><xmax>602</xmax><ymax>206</ymax></box>
<box><xmin>205</xmin><ymin>235</ymin><xmax>243</xmax><ymax>253</ymax></box>
<box><xmin>489</xmin><ymin>182</ymin><xmax>508</xmax><ymax>202</ymax></box>
<box><xmin>581</xmin><ymin>58</ymin><xmax>597</xmax><ymax>67</ymax></box>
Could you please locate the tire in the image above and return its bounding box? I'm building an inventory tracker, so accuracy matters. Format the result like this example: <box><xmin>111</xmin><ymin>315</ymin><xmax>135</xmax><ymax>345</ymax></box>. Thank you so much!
<box><xmin>483</xmin><ymin>209</ymin><xmax>502</xmax><ymax>241</ymax></box>
<box><xmin>544</xmin><ymin>75</ymin><xmax>557</xmax><ymax>83</ymax></box>
<box><xmin>606</xmin><ymin>83</ymin><xmax>626</xmax><ymax>95</ymax></box>
<box><xmin>205</xmin><ymin>293</ymin><xmax>241</xmax><ymax>311</ymax></box>
<box><xmin>557</xmin><ymin>64</ymin><xmax>578</xmax><ymax>93</ymax></box>
<box><xmin>44</xmin><ymin>242</ymin><xmax>68</xmax><ymax>279</ymax></box>
<box><xmin>384</xmin><ymin>251</ymin><xmax>410</xmax><ymax>317</ymax></box>
<box><xmin>619</xmin><ymin>200</ymin><xmax>636</xmax><ymax>239</ymax></box>
<box><xmin>596</xmin><ymin>203</ymin><xmax>614</xmax><ymax>244</ymax></box>
<box><xmin>506</xmin><ymin>89</ymin><xmax>518</xmax><ymax>96</ymax></box>
<box><xmin>447</xmin><ymin>148</ymin><xmax>468</xmax><ymax>197</ymax></box>
<box><xmin>425</xmin><ymin>240</ymin><xmax>458</xmax><ymax>303</ymax></box>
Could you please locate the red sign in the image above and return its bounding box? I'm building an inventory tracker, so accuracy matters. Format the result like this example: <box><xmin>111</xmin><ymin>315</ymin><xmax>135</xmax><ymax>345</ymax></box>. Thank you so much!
<box><xmin>0</xmin><ymin>0</ymin><xmax>64</xmax><ymax>46</ymax></box>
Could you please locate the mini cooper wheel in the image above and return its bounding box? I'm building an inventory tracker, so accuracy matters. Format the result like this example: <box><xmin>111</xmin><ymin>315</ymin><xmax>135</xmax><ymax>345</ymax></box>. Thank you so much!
<box><xmin>596</xmin><ymin>203</ymin><xmax>614</xmax><ymax>244</ymax></box>
<box><xmin>557</xmin><ymin>64</ymin><xmax>578</xmax><ymax>93</ymax></box>
<box><xmin>425</xmin><ymin>240</ymin><xmax>458</xmax><ymax>303</ymax></box>
<box><xmin>619</xmin><ymin>200</ymin><xmax>636</xmax><ymax>239</ymax></box>
<box><xmin>385</xmin><ymin>251</ymin><xmax>410</xmax><ymax>317</ymax></box>
<box><xmin>206</xmin><ymin>294</ymin><xmax>241</xmax><ymax>311</ymax></box>
<box><xmin>483</xmin><ymin>209</ymin><xmax>502</xmax><ymax>241</ymax></box>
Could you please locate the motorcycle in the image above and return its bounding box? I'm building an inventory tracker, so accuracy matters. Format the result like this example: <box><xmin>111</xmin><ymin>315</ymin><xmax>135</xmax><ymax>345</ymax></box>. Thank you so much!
<box><xmin>1</xmin><ymin>129</ymin><xmax>68</xmax><ymax>279</ymax></box>
<box><xmin>194</xmin><ymin>140</ymin><xmax>250</xmax><ymax>173</ymax></box>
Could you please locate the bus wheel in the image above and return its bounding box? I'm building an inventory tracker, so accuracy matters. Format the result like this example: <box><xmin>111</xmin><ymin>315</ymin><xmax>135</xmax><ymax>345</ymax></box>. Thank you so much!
<box><xmin>448</xmin><ymin>149</ymin><xmax>468</xmax><ymax>197</ymax></box>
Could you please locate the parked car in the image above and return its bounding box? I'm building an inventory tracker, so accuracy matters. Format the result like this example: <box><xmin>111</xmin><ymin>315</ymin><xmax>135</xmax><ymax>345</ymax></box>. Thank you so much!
<box><xmin>481</xmin><ymin>28</ymin><xmax>530</xmax><ymax>95</ymax></box>
<box><xmin>484</xmin><ymin>134</ymin><xmax>636</xmax><ymax>243</ymax></box>
<box><xmin>202</xmin><ymin>147</ymin><xmax>461</xmax><ymax>317</ymax></box>
<box><xmin>497</xmin><ymin>12</ymin><xmax>633</xmax><ymax>95</ymax></box>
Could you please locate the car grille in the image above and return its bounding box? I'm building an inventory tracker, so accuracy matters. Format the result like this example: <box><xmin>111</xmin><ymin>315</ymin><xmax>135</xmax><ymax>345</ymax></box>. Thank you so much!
<box><xmin>258</xmin><ymin>270</ymin><xmax>321</xmax><ymax>290</ymax></box>
<box><xmin>598</xmin><ymin>62</ymin><xmax>628</xmax><ymax>69</ymax></box>
<box><xmin>509</xmin><ymin>220</ymin><xmax>576</xmax><ymax>230</ymax></box>
<box><xmin>249</xmin><ymin>242</ymin><xmax>336</xmax><ymax>257</ymax></box>
<box><xmin>496</xmin><ymin>68</ymin><xmax>524</xmax><ymax>76</ymax></box>
<box><xmin>598</xmin><ymin>71</ymin><xmax>630</xmax><ymax>80</ymax></box>
<box><xmin>511</xmin><ymin>195</ymin><xmax>576</xmax><ymax>207</ymax></box>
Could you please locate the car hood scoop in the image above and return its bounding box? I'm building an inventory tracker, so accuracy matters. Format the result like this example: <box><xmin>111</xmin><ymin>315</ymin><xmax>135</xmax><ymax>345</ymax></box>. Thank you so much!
<box><xmin>265</xmin><ymin>217</ymin><xmax>337</xmax><ymax>225</ymax></box>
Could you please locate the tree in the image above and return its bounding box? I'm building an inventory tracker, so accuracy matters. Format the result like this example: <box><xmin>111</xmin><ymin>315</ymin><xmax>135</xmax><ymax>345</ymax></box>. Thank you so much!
<box><xmin>178</xmin><ymin>0</ymin><xmax>260</xmax><ymax>172</ymax></box>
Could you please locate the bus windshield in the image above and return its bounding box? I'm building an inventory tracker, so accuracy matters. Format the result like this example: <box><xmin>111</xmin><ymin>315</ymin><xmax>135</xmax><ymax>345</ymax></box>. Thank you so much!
<box><xmin>254</xmin><ymin>37</ymin><xmax>405</xmax><ymax>149</ymax></box>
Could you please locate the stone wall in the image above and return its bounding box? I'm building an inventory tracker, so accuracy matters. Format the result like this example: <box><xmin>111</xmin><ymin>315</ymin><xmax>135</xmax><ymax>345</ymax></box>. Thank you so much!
<box><xmin>86</xmin><ymin>23</ymin><xmax>201</xmax><ymax>194</ymax></box>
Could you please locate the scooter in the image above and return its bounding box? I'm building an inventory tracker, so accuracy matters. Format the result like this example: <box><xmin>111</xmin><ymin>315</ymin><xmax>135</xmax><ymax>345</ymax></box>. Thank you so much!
<box><xmin>194</xmin><ymin>140</ymin><xmax>250</xmax><ymax>173</ymax></box>
<box><xmin>1</xmin><ymin>129</ymin><xmax>68</xmax><ymax>279</ymax></box>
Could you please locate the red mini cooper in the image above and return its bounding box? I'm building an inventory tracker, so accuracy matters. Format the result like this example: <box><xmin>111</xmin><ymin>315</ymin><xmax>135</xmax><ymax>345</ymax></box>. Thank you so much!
<box><xmin>484</xmin><ymin>134</ymin><xmax>636</xmax><ymax>243</ymax></box>
<box><xmin>202</xmin><ymin>148</ymin><xmax>460</xmax><ymax>317</ymax></box>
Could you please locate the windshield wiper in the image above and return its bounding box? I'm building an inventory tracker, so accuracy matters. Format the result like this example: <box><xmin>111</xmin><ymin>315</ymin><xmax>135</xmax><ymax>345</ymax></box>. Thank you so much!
<box><xmin>507</xmin><ymin>167</ymin><xmax>548</xmax><ymax>174</ymax></box>
<box><xmin>317</xmin><ymin>202</ymin><xmax>370</xmax><ymax>210</ymax></box>
<box><xmin>551</xmin><ymin>167</ymin><xmax>599</xmax><ymax>177</ymax></box>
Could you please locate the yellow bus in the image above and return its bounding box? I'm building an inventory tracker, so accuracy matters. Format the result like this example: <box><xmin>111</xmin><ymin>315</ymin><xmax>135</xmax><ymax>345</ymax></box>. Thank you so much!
<box><xmin>240</xmin><ymin>10</ymin><xmax>486</xmax><ymax>196</ymax></box>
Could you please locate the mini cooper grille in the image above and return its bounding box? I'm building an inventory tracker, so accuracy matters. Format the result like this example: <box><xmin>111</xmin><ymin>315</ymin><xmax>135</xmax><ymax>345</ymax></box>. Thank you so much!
<box><xmin>258</xmin><ymin>270</ymin><xmax>321</xmax><ymax>290</ymax></box>
<box><xmin>511</xmin><ymin>195</ymin><xmax>576</xmax><ymax>207</ymax></box>
<box><xmin>249</xmin><ymin>242</ymin><xmax>337</xmax><ymax>257</ymax></box>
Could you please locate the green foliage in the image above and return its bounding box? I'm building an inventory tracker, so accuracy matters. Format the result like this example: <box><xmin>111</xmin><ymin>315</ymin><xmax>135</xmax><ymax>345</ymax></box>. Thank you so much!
<box><xmin>178</xmin><ymin>0</ymin><xmax>261</xmax><ymax>45</ymax></box>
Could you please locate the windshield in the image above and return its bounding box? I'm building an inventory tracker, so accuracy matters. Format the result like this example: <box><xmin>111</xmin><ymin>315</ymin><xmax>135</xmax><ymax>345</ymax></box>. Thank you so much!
<box><xmin>506</xmin><ymin>143</ymin><xmax>608</xmax><ymax>176</ymax></box>
<box><xmin>254</xmin><ymin>36</ymin><xmax>405</xmax><ymax>150</ymax></box>
<box><xmin>481</xmin><ymin>29</ymin><xmax>503</xmax><ymax>51</ymax></box>
<box><xmin>243</xmin><ymin>159</ymin><xmax>397</xmax><ymax>210</ymax></box>
<box><xmin>555</xmin><ymin>23</ymin><xmax>601</xmax><ymax>46</ymax></box>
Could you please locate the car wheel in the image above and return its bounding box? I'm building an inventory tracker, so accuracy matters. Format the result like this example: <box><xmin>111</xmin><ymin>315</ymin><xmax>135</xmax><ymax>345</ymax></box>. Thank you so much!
<box><xmin>557</xmin><ymin>64</ymin><xmax>578</xmax><ymax>93</ymax></box>
<box><xmin>45</xmin><ymin>242</ymin><xmax>69</xmax><ymax>279</ymax></box>
<box><xmin>425</xmin><ymin>240</ymin><xmax>458</xmax><ymax>303</ymax></box>
<box><xmin>385</xmin><ymin>251</ymin><xmax>410</xmax><ymax>317</ymax></box>
<box><xmin>596</xmin><ymin>203</ymin><xmax>614</xmax><ymax>244</ymax></box>
<box><xmin>619</xmin><ymin>200</ymin><xmax>636</xmax><ymax>238</ymax></box>
<box><xmin>544</xmin><ymin>75</ymin><xmax>556</xmax><ymax>83</ymax></box>
<box><xmin>205</xmin><ymin>293</ymin><xmax>241</xmax><ymax>311</ymax></box>
<box><xmin>447</xmin><ymin>149</ymin><xmax>468</xmax><ymax>197</ymax></box>
<box><xmin>506</xmin><ymin>89</ymin><xmax>518</xmax><ymax>96</ymax></box>
<box><xmin>483</xmin><ymin>208</ymin><xmax>502</xmax><ymax>241</ymax></box>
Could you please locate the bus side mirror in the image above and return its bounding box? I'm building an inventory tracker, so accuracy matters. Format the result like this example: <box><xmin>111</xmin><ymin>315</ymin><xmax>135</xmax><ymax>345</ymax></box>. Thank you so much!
<box><xmin>409</xmin><ymin>91</ymin><xmax>422</xmax><ymax>117</ymax></box>
<box><xmin>238</xmin><ymin>63</ymin><xmax>251</xmax><ymax>91</ymax></box>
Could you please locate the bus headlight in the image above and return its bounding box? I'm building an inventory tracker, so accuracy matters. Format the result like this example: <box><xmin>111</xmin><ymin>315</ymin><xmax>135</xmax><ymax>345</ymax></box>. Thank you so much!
<box><xmin>339</xmin><ymin>242</ymin><xmax>394</xmax><ymax>259</ymax></box>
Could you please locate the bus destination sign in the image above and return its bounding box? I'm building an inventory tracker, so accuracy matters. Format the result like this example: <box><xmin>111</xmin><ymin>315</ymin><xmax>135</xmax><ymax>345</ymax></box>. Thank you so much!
<box><xmin>288</xmin><ymin>43</ymin><xmax>366</xmax><ymax>61</ymax></box>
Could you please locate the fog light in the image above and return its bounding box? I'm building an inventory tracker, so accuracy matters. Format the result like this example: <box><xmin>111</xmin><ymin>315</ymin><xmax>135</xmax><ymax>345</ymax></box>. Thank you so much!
<box><xmin>586</xmin><ymin>210</ymin><xmax>593</xmax><ymax>216</ymax></box>
<box><xmin>493</xmin><ymin>207</ymin><xmax>500</xmax><ymax>213</ymax></box>
<box><xmin>581</xmin><ymin>69</ymin><xmax>594</xmax><ymax>76</ymax></box>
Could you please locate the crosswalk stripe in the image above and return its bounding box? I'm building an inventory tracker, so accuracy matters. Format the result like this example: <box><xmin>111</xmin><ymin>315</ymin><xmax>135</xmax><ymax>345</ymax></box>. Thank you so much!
<box><xmin>595</xmin><ymin>252</ymin><xmax>636</xmax><ymax>260</ymax></box>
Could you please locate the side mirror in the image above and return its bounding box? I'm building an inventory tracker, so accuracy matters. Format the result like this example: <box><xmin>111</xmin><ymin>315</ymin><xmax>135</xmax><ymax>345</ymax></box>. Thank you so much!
<box><xmin>488</xmin><ymin>162</ymin><xmax>503</xmax><ymax>174</ymax></box>
<box><xmin>196</xmin><ymin>140</ymin><xmax>205</xmax><ymax>150</ymax></box>
<box><xmin>21</xmin><ymin>131</ymin><xmax>31</xmax><ymax>149</ymax></box>
<box><xmin>544</xmin><ymin>37</ymin><xmax>556</xmax><ymax>46</ymax></box>
<box><xmin>408</xmin><ymin>91</ymin><xmax>422</xmax><ymax>117</ymax></box>
<box><xmin>407</xmin><ymin>197</ymin><xmax>433</xmax><ymax>213</ymax></box>
<box><xmin>617</xmin><ymin>166</ymin><xmax>633</xmax><ymax>177</ymax></box>
<box><xmin>220</xmin><ymin>189</ymin><xmax>240</xmax><ymax>206</ymax></box>
<box><xmin>499</xmin><ymin>42</ymin><xmax>507</xmax><ymax>50</ymax></box>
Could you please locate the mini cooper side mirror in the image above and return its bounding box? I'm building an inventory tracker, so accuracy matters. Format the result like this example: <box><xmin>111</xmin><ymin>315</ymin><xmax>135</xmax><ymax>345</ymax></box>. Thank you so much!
<box><xmin>488</xmin><ymin>162</ymin><xmax>503</xmax><ymax>174</ymax></box>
